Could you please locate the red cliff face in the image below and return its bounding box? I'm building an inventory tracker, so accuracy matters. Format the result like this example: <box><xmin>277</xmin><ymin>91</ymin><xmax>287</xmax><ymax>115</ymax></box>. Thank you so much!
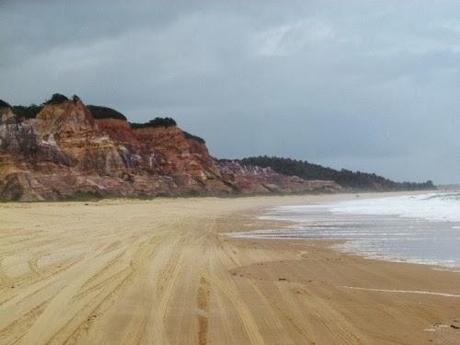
<box><xmin>0</xmin><ymin>98</ymin><xmax>340</xmax><ymax>201</ymax></box>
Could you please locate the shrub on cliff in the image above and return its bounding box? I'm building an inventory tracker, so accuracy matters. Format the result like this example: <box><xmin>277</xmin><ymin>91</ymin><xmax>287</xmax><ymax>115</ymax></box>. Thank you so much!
<box><xmin>88</xmin><ymin>105</ymin><xmax>127</xmax><ymax>121</ymax></box>
<box><xmin>0</xmin><ymin>99</ymin><xmax>11</xmax><ymax>108</ymax></box>
<box><xmin>183</xmin><ymin>131</ymin><xmax>206</xmax><ymax>144</ymax></box>
<box><xmin>12</xmin><ymin>104</ymin><xmax>43</xmax><ymax>119</ymax></box>
<box><xmin>130</xmin><ymin>117</ymin><xmax>177</xmax><ymax>129</ymax></box>
<box><xmin>43</xmin><ymin>93</ymin><xmax>69</xmax><ymax>105</ymax></box>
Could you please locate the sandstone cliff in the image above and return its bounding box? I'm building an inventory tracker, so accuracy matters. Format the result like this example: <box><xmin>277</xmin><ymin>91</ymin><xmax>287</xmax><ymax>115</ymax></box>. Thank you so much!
<box><xmin>0</xmin><ymin>95</ymin><xmax>340</xmax><ymax>201</ymax></box>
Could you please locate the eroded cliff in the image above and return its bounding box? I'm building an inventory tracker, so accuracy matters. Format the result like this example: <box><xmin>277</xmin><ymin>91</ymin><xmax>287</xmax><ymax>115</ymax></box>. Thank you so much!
<box><xmin>0</xmin><ymin>96</ymin><xmax>340</xmax><ymax>200</ymax></box>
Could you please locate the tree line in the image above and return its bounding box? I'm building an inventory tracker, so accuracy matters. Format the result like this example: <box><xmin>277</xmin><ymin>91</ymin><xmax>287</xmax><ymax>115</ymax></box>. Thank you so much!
<box><xmin>241</xmin><ymin>156</ymin><xmax>435</xmax><ymax>191</ymax></box>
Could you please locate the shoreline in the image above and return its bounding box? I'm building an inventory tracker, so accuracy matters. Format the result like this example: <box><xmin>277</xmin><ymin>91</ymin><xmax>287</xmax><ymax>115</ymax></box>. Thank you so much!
<box><xmin>228</xmin><ymin>191</ymin><xmax>460</xmax><ymax>272</ymax></box>
<box><xmin>0</xmin><ymin>188</ymin><xmax>436</xmax><ymax>204</ymax></box>
<box><xmin>0</xmin><ymin>193</ymin><xmax>459</xmax><ymax>344</ymax></box>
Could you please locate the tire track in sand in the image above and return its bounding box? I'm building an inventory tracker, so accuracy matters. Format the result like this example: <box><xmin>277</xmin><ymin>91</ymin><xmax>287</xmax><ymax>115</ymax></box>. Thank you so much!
<box><xmin>197</xmin><ymin>276</ymin><xmax>210</xmax><ymax>345</ymax></box>
<box><xmin>204</xmin><ymin>271</ymin><xmax>266</xmax><ymax>345</ymax></box>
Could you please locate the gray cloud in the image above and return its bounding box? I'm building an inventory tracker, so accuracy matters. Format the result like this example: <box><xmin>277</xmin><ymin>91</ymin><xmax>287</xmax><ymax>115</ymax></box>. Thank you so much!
<box><xmin>1</xmin><ymin>0</ymin><xmax>459</xmax><ymax>183</ymax></box>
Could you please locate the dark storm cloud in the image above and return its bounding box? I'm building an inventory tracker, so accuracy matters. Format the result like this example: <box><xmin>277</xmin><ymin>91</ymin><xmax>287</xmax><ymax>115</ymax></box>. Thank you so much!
<box><xmin>1</xmin><ymin>0</ymin><xmax>459</xmax><ymax>183</ymax></box>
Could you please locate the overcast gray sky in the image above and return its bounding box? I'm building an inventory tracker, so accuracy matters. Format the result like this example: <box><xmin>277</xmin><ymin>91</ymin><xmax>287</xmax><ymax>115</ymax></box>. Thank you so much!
<box><xmin>1</xmin><ymin>0</ymin><xmax>459</xmax><ymax>184</ymax></box>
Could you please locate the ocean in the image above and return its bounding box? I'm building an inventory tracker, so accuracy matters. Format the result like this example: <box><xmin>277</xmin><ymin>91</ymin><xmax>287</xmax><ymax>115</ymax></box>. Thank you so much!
<box><xmin>234</xmin><ymin>192</ymin><xmax>460</xmax><ymax>268</ymax></box>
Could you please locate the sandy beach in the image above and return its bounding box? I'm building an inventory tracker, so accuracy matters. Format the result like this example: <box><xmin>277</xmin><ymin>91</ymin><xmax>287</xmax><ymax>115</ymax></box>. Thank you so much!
<box><xmin>1</xmin><ymin>194</ymin><xmax>459</xmax><ymax>345</ymax></box>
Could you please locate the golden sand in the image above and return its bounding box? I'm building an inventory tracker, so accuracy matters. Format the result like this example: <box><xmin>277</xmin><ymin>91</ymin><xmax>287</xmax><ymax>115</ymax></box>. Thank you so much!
<box><xmin>0</xmin><ymin>195</ymin><xmax>459</xmax><ymax>345</ymax></box>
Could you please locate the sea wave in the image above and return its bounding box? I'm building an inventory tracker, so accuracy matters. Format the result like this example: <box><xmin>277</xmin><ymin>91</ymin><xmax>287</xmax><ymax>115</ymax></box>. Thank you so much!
<box><xmin>330</xmin><ymin>192</ymin><xmax>460</xmax><ymax>223</ymax></box>
<box><xmin>234</xmin><ymin>192</ymin><xmax>460</xmax><ymax>268</ymax></box>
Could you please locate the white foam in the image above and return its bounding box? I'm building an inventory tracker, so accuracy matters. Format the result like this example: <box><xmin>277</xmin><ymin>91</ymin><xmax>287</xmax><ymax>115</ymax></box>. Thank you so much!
<box><xmin>237</xmin><ymin>192</ymin><xmax>460</xmax><ymax>269</ymax></box>
<box><xmin>329</xmin><ymin>192</ymin><xmax>460</xmax><ymax>223</ymax></box>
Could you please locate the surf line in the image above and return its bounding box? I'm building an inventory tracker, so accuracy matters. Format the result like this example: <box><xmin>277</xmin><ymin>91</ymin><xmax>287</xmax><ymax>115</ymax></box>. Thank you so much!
<box><xmin>341</xmin><ymin>286</ymin><xmax>460</xmax><ymax>298</ymax></box>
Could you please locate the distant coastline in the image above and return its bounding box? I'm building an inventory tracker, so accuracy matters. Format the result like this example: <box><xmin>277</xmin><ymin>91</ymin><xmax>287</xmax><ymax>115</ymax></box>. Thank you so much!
<box><xmin>0</xmin><ymin>94</ymin><xmax>434</xmax><ymax>201</ymax></box>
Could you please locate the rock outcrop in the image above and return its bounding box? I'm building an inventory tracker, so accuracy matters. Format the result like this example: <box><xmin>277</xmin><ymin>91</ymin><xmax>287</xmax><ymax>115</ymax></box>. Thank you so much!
<box><xmin>0</xmin><ymin>96</ymin><xmax>340</xmax><ymax>201</ymax></box>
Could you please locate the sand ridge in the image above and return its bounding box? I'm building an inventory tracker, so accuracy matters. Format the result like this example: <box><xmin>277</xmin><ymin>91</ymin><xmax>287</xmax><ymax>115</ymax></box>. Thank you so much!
<box><xmin>0</xmin><ymin>194</ymin><xmax>459</xmax><ymax>345</ymax></box>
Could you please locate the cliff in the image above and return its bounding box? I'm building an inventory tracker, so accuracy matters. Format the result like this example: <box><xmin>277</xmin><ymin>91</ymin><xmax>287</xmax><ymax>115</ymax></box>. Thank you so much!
<box><xmin>0</xmin><ymin>95</ymin><xmax>340</xmax><ymax>201</ymax></box>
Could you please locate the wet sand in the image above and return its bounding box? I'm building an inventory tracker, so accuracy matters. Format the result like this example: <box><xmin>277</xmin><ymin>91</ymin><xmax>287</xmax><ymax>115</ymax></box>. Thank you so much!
<box><xmin>0</xmin><ymin>194</ymin><xmax>459</xmax><ymax>345</ymax></box>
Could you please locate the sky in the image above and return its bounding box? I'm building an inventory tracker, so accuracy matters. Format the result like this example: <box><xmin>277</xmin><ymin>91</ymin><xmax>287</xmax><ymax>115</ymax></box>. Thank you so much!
<box><xmin>1</xmin><ymin>0</ymin><xmax>459</xmax><ymax>184</ymax></box>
